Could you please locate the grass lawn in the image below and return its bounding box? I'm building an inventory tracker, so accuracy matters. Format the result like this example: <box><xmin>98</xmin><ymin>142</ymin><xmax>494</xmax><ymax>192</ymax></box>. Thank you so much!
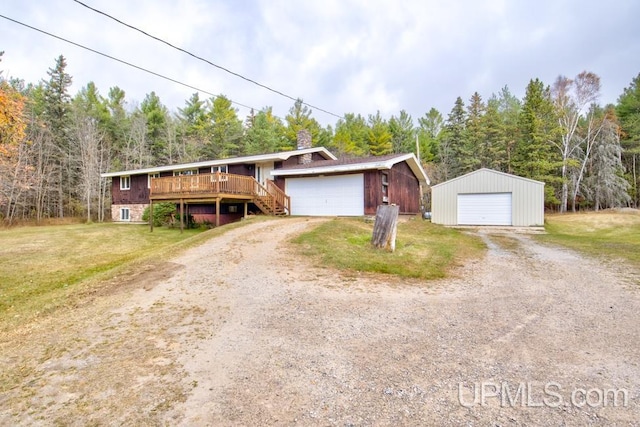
<box><xmin>292</xmin><ymin>217</ymin><xmax>485</xmax><ymax>280</ymax></box>
<box><xmin>539</xmin><ymin>210</ymin><xmax>640</xmax><ymax>268</ymax></box>
<box><xmin>0</xmin><ymin>223</ymin><xmax>211</xmax><ymax>328</ymax></box>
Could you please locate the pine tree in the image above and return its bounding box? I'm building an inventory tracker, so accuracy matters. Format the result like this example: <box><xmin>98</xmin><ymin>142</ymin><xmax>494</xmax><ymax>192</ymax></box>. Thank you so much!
<box><xmin>244</xmin><ymin>107</ymin><xmax>286</xmax><ymax>155</ymax></box>
<box><xmin>284</xmin><ymin>99</ymin><xmax>321</xmax><ymax>149</ymax></box>
<box><xmin>332</xmin><ymin>113</ymin><xmax>369</xmax><ymax>156</ymax></box>
<box><xmin>514</xmin><ymin>78</ymin><xmax>561</xmax><ymax>204</ymax></box>
<box><xmin>204</xmin><ymin>95</ymin><xmax>244</xmax><ymax>158</ymax></box>
<box><xmin>464</xmin><ymin>92</ymin><xmax>485</xmax><ymax>171</ymax></box>
<box><xmin>496</xmin><ymin>86</ymin><xmax>521</xmax><ymax>173</ymax></box>
<box><xmin>42</xmin><ymin>55</ymin><xmax>73</xmax><ymax>217</ymax></box>
<box><xmin>582</xmin><ymin>107</ymin><xmax>630</xmax><ymax>210</ymax></box>
<box><xmin>389</xmin><ymin>110</ymin><xmax>415</xmax><ymax>154</ymax></box>
<box><xmin>140</xmin><ymin>91</ymin><xmax>168</xmax><ymax>163</ymax></box>
<box><xmin>366</xmin><ymin>111</ymin><xmax>392</xmax><ymax>156</ymax></box>
<box><xmin>417</xmin><ymin>108</ymin><xmax>443</xmax><ymax>164</ymax></box>
<box><xmin>616</xmin><ymin>73</ymin><xmax>640</xmax><ymax>207</ymax></box>
<box><xmin>441</xmin><ymin>97</ymin><xmax>468</xmax><ymax>178</ymax></box>
<box><xmin>482</xmin><ymin>97</ymin><xmax>507</xmax><ymax>171</ymax></box>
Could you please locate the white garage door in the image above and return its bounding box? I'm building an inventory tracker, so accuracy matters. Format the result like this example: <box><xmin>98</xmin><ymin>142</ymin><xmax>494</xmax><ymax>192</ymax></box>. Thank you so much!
<box><xmin>287</xmin><ymin>174</ymin><xmax>364</xmax><ymax>216</ymax></box>
<box><xmin>457</xmin><ymin>193</ymin><xmax>512</xmax><ymax>225</ymax></box>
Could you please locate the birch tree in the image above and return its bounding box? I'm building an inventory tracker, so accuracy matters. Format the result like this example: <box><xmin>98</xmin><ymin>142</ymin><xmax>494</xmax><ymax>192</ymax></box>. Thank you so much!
<box><xmin>552</xmin><ymin>71</ymin><xmax>602</xmax><ymax>212</ymax></box>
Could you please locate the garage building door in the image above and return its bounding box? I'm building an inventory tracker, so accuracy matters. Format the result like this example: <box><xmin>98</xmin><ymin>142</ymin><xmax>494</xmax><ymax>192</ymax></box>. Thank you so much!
<box><xmin>457</xmin><ymin>193</ymin><xmax>512</xmax><ymax>225</ymax></box>
<box><xmin>286</xmin><ymin>174</ymin><xmax>364</xmax><ymax>216</ymax></box>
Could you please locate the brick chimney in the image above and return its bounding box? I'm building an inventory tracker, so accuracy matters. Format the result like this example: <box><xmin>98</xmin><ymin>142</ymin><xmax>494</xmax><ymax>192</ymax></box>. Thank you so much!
<box><xmin>297</xmin><ymin>129</ymin><xmax>312</xmax><ymax>165</ymax></box>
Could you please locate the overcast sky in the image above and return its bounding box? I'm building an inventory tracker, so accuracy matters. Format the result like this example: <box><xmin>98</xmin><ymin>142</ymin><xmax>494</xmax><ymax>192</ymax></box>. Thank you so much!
<box><xmin>1</xmin><ymin>0</ymin><xmax>639</xmax><ymax>126</ymax></box>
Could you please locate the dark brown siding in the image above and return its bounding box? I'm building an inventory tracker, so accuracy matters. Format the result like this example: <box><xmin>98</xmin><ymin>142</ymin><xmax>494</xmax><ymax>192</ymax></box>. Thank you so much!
<box><xmin>187</xmin><ymin>203</ymin><xmax>244</xmax><ymax>225</ymax></box>
<box><xmin>363</xmin><ymin>161</ymin><xmax>420</xmax><ymax>215</ymax></box>
<box><xmin>389</xmin><ymin>161</ymin><xmax>420</xmax><ymax>213</ymax></box>
<box><xmin>273</xmin><ymin>176</ymin><xmax>286</xmax><ymax>191</ymax></box>
<box><xmin>111</xmin><ymin>174</ymin><xmax>150</xmax><ymax>204</ymax></box>
<box><xmin>364</xmin><ymin>171</ymin><xmax>382</xmax><ymax>215</ymax></box>
<box><xmin>228</xmin><ymin>163</ymin><xmax>254</xmax><ymax>176</ymax></box>
<box><xmin>280</xmin><ymin>156</ymin><xmax>300</xmax><ymax>167</ymax></box>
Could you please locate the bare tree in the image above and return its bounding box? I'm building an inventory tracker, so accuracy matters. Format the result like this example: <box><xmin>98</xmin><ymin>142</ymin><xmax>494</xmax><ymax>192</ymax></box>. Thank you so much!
<box><xmin>74</xmin><ymin>111</ymin><xmax>107</xmax><ymax>222</ymax></box>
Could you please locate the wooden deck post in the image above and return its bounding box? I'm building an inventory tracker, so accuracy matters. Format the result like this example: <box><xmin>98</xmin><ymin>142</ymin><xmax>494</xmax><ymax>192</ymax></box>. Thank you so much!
<box><xmin>244</xmin><ymin>201</ymin><xmax>248</xmax><ymax>219</ymax></box>
<box><xmin>149</xmin><ymin>200</ymin><xmax>154</xmax><ymax>232</ymax></box>
<box><xmin>215</xmin><ymin>198</ymin><xmax>221</xmax><ymax>227</ymax></box>
<box><xmin>180</xmin><ymin>199</ymin><xmax>184</xmax><ymax>233</ymax></box>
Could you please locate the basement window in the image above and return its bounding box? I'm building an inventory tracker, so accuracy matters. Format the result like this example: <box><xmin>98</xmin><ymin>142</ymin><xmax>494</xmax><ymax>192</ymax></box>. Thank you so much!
<box><xmin>120</xmin><ymin>207</ymin><xmax>130</xmax><ymax>221</ymax></box>
<box><xmin>120</xmin><ymin>175</ymin><xmax>131</xmax><ymax>190</ymax></box>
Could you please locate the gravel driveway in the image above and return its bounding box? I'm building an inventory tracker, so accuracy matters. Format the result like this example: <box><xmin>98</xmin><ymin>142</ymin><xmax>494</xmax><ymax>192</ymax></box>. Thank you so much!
<box><xmin>1</xmin><ymin>217</ymin><xmax>639</xmax><ymax>426</ymax></box>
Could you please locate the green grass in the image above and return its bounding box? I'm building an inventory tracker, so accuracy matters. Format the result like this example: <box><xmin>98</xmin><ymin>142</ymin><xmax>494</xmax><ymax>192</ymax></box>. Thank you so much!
<box><xmin>292</xmin><ymin>217</ymin><xmax>485</xmax><ymax>280</ymax></box>
<box><xmin>0</xmin><ymin>223</ymin><xmax>213</xmax><ymax>326</ymax></box>
<box><xmin>538</xmin><ymin>210</ymin><xmax>640</xmax><ymax>267</ymax></box>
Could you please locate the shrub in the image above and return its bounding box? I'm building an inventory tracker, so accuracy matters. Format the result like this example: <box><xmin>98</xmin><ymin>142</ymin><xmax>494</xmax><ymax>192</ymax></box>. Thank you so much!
<box><xmin>142</xmin><ymin>202</ymin><xmax>176</xmax><ymax>227</ymax></box>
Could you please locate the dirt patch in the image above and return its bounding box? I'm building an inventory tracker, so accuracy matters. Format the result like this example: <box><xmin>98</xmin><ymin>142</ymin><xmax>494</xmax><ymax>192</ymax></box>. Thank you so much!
<box><xmin>1</xmin><ymin>218</ymin><xmax>639</xmax><ymax>425</ymax></box>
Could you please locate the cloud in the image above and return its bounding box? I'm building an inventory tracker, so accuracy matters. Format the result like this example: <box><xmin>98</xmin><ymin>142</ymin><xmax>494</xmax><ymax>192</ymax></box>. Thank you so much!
<box><xmin>1</xmin><ymin>0</ymin><xmax>639</xmax><ymax>126</ymax></box>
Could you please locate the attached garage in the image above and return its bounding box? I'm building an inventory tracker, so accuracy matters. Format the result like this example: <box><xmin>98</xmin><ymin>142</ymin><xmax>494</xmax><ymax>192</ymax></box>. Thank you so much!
<box><xmin>273</xmin><ymin>153</ymin><xmax>429</xmax><ymax>217</ymax></box>
<box><xmin>286</xmin><ymin>174</ymin><xmax>364</xmax><ymax>216</ymax></box>
<box><xmin>431</xmin><ymin>169</ymin><xmax>544</xmax><ymax>227</ymax></box>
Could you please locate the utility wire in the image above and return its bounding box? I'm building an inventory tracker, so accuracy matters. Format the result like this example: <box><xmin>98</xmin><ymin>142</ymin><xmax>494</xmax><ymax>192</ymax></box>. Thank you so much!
<box><xmin>0</xmin><ymin>13</ymin><xmax>259</xmax><ymax>113</ymax></box>
<box><xmin>72</xmin><ymin>0</ymin><xmax>344</xmax><ymax>120</ymax></box>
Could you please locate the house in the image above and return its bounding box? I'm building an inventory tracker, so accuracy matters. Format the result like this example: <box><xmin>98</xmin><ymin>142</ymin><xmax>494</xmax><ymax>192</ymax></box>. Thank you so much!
<box><xmin>101</xmin><ymin>132</ymin><xmax>429</xmax><ymax>228</ymax></box>
<box><xmin>430</xmin><ymin>168</ymin><xmax>544</xmax><ymax>227</ymax></box>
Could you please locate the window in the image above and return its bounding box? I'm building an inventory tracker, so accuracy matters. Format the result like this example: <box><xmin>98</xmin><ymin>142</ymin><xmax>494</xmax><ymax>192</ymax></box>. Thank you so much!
<box><xmin>211</xmin><ymin>165</ymin><xmax>228</xmax><ymax>174</ymax></box>
<box><xmin>173</xmin><ymin>169</ymin><xmax>198</xmax><ymax>176</ymax></box>
<box><xmin>148</xmin><ymin>173</ymin><xmax>160</xmax><ymax>189</ymax></box>
<box><xmin>120</xmin><ymin>207</ymin><xmax>130</xmax><ymax>221</ymax></box>
<box><xmin>120</xmin><ymin>175</ymin><xmax>131</xmax><ymax>190</ymax></box>
<box><xmin>381</xmin><ymin>172</ymin><xmax>389</xmax><ymax>203</ymax></box>
<box><xmin>211</xmin><ymin>165</ymin><xmax>228</xmax><ymax>182</ymax></box>
<box><xmin>228</xmin><ymin>205</ymin><xmax>238</xmax><ymax>213</ymax></box>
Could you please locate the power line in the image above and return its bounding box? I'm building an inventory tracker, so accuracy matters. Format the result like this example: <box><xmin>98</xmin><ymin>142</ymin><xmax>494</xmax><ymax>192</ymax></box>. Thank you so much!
<box><xmin>0</xmin><ymin>13</ymin><xmax>261</xmax><ymax>114</ymax></box>
<box><xmin>71</xmin><ymin>0</ymin><xmax>344</xmax><ymax>120</ymax></box>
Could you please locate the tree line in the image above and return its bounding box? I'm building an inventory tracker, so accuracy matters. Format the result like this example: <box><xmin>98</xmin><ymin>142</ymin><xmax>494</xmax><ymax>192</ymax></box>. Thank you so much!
<box><xmin>1</xmin><ymin>53</ymin><xmax>639</xmax><ymax>223</ymax></box>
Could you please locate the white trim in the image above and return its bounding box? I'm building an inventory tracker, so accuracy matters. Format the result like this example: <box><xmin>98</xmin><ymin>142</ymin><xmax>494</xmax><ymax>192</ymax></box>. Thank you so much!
<box><xmin>120</xmin><ymin>207</ymin><xmax>131</xmax><ymax>221</ymax></box>
<box><xmin>173</xmin><ymin>169</ymin><xmax>198</xmax><ymax>176</ymax></box>
<box><xmin>286</xmin><ymin>174</ymin><xmax>365</xmax><ymax>216</ymax></box>
<box><xmin>148</xmin><ymin>172</ymin><xmax>160</xmax><ymax>189</ymax></box>
<box><xmin>101</xmin><ymin>147</ymin><xmax>336</xmax><ymax>178</ymax></box>
<box><xmin>431</xmin><ymin>168</ymin><xmax>545</xmax><ymax>189</ymax></box>
<box><xmin>120</xmin><ymin>175</ymin><xmax>130</xmax><ymax>190</ymax></box>
<box><xmin>211</xmin><ymin>165</ymin><xmax>228</xmax><ymax>173</ymax></box>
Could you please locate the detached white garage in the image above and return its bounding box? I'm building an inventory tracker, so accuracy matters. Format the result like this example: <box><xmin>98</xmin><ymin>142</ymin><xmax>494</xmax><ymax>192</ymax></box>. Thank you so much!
<box><xmin>431</xmin><ymin>168</ymin><xmax>544</xmax><ymax>227</ymax></box>
<box><xmin>286</xmin><ymin>174</ymin><xmax>364</xmax><ymax>216</ymax></box>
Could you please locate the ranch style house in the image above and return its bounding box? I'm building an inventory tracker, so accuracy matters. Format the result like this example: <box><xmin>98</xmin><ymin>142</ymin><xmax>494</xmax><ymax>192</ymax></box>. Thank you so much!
<box><xmin>101</xmin><ymin>132</ymin><xmax>430</xmax><ymax>228</ymax></box>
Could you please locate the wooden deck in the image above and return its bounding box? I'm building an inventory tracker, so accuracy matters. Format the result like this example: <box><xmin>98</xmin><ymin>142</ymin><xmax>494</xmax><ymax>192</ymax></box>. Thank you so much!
<box><xmin>149</xmin><ymin>172</ymin><xmax>290</xmax><ymax>229</ymax></box>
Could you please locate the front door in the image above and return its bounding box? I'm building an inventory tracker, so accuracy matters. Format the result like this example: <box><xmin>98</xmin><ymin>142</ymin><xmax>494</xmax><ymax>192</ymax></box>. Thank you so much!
<box><xmin>255</xmin><ymin>162</ymin><xmax>274</xmax><ymax>186</ymax></box>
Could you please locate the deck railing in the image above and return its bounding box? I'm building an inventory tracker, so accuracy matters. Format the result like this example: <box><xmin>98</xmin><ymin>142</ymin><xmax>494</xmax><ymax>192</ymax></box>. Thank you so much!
<box><xmin>150</xmin><ymin>172</ymin><xmax>259</xmax><ymax>198</ymax></box>
<box><xmin>266</xmin><ymin>180</ymin><xmax>291</xmax><ymax>214</ymax></box>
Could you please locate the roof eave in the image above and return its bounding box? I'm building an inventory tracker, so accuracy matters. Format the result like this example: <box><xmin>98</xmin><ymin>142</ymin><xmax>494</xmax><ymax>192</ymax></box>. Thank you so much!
<box><xmin>100</xmin><ymin>147</ymin><xmax>336</xmax><ymax>178</ymax></box>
